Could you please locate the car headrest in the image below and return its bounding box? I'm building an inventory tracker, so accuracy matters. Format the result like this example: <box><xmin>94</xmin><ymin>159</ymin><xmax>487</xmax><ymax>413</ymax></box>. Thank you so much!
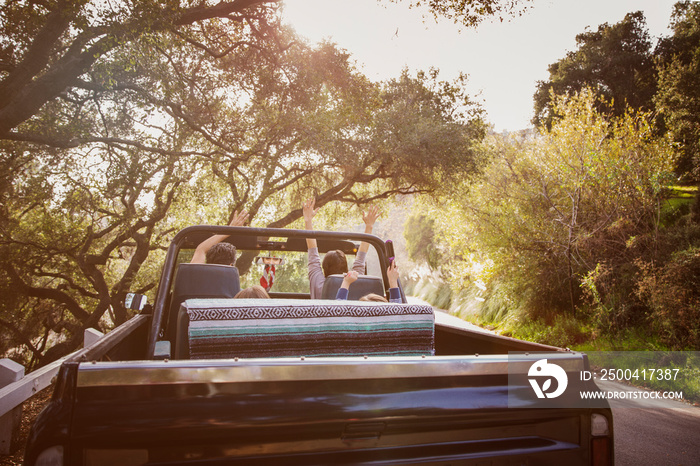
<box><xmin>321</xmin><ymin>274</ymin><xmax>385</xmax><ymax>300</ymax></box>
<box><xmin>165</xmin><ymin>263</ymin><xmax>241</xmax><ymax>346</ymax></box>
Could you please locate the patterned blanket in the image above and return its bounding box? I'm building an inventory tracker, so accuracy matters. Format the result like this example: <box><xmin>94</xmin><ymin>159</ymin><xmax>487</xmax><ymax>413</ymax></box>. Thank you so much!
<box><xmin>184</xmin><ymin>298</ymin><xmax>435</xmax><ymax>359</ymax></box>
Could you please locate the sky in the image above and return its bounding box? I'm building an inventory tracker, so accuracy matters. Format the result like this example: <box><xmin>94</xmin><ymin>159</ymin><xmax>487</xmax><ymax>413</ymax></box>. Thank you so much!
<box><xmin>280</xmin><ymin>0</ymin><xmax>679</xmax><ymax>132</ymax></box>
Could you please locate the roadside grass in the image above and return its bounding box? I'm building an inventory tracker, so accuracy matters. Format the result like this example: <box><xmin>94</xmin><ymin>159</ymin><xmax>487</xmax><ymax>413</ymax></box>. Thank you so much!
<box><xmin>403</xmin><ymin>268</ymin><xmax>454</xmax><ymax>312</ymax></box>
<box><xmin>661</xmin><ymin>185</ymin><xmax>697</xmax><ymax>226</ymax></box>
<box><xmin>668</xmin><ymin>185</ymin><xmax>698</xmax><ymax>197</ymax></box>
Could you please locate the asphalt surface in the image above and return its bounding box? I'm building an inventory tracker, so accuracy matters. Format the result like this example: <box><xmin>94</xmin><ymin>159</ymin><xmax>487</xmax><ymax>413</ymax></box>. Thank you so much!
<box><xmin>590</xmin><ymin>378</ymin><xmax>700</xmax><ymax>465</ymax></box>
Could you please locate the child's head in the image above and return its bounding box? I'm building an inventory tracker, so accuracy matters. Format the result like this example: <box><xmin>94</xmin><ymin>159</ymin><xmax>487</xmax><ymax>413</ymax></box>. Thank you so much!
<box><xmin>322</xmin><ymin>249</ymin><xmax>348</xmax><ymax>277</ymax></box>
<box><xmin>206</xmin><ymin>243</ymin><xmax>237</xmax><ymax>266</ymax></box>
<box><xmin>359</xmin><ymin>293</ymin><xmax>388</xmax><ymax>303</ymax></box>
<box><xmin>234</xmin><ymin>285</ymin><xmax>270</xmax><ymax>299</ymax></box>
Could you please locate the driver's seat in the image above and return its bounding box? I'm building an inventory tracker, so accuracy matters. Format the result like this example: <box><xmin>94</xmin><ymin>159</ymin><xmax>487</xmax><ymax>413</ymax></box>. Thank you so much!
<box><xmin>165</xmin><ymin>263</ymin><xmax>241</xmax><ymax>358</ymax></box>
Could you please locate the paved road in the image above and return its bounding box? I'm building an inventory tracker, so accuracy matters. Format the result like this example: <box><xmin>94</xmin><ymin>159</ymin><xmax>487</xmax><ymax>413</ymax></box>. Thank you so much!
<box><xmin>596</xmin><ymin>379</ymin><xmax>700</xmax><ymax>466</ymax></box>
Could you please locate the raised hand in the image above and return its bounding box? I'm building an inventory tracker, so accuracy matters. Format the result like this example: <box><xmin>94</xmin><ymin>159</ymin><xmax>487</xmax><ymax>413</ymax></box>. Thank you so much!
<box><xmin>230</xmin><ymin>209</ymin><xmax>249</xmax><ymax>227</ymax></box>
<box><xmin>387</xmin><ymin>260</ymin><xmax>399</xmax><ymax>288</ymax></box>
<box><xmin>341</xmin><ymin>270</ymin><xmax>360</xmax><ymax>289</ymax></box>
<box><xmin>303</xmin><ymin>197</ymin><xmax>319</xmax><ymax>229</ymax></box>
<box><xmin>303</xmin><ymin>198</ymin><xmax>320</xmax><ymax>249</ymax></box>
<box><xmin>357</xmin><ymin>204</ymin><xmax>381</xmax><ymax>254</ymax></box>
<box><xmin>362</xmin><ymin>205</ymin><xmax>381</xmax><ymax>230</ymax></box>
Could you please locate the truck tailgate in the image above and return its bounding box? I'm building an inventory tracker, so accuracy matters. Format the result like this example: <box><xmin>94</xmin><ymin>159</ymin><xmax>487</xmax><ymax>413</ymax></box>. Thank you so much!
<box><xmin>71</xmin><ymin>355</ymin><xmax>597</xmax><ymax>465</ymax></box>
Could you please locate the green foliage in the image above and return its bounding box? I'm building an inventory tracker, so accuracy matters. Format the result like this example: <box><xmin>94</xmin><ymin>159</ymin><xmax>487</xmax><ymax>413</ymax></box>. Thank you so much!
<box><xmin>492</xmin><ymin>91</ymin><xmax>671</xmax><ymax>316</ymax></box>
<box><xmin>636</xmin><ymin>247</ymin><xmax>700</xmax><ymax>349</ymax></box>
<box><xmin>654</xmin><ymin>1</ymin><xmax>700</xmax><ymax>178</ymax></box>
<box><xmin>533</xmin><ymin>2</ymin><xmax>700</xmax><ymax>178</ymax></box>
<box><xmin>0</xmin><ymin>134</ymin><xmax>196</xmax><ymax>365</ymax></box>
<box><xmin>388</xmin><ymin>0</ymin><xmax>533</xmax><ymax>27</ymax></box>
<box><xmin>577</xmin><ymin>214</ymin><xmax>700</xmax><ymax>351</ymax></box>
<box><xmin>419</xmin><ymin>89</ymin><xmax>676</xmax><ymax>340</ymax></box>
<box><xmin>374</xmin><ymin>69</ymin><xmax>487</xmax><ymax>190</ymax></box>
<box><xmin>404</xmin><ymin>213</ymin><xmax>442</xmax><ymax>268</ymax></box>
<box><xmin>580</xmin><ymin>261</ymin><xmax>646</xmax><ymax>337</ymax></box>
<box><xmin>533</xmin><ymin>11</ymin><xmax>656</xmax><ymax>129</ymax></box>
<box><xmin>500</xmin><ymin>313</ymin><xmax>591</xmax><ymax>349</ymax></box>
<box><xmin>205</xmin><ymin>45</ymin><xmax>486</xmax><ymax>226</ymax></box>
<box><xmin>0</xmin><ymin>4</ymin><xmax>489</xmax><ymax>365</ymax></box>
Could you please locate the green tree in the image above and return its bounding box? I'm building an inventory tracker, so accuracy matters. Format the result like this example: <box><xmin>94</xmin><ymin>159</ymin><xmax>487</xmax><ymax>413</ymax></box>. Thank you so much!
<box><xmin>195</xmin><ymin>46</ymin><xmax>488</xmax><ymax>229</ymax></box>
<box><xmin>437</xmin><ymin>89</ymin><xmax>675</xmax><ymax>320</ymax></box>
<box><xmin>0</xmin><ymin>139</ymin><xmax>196</xmax><ymax>365</ymax></box>
<box><xmin>404</xmin><ymin>213</ymin><xmax>442</xmax><ymax>268</ymax></box>
<box><xmin>654</xmin><ymin>0</ymin><xmax>700</xmax><ymax>178</ymax></box>
<box><xmin>0</xmin><ymin>0</ymin><xmax>529</xmax><ymax>140</ymax></box>
<box><xmin>0</xmin><ymin>0</ymin><xmax>278</xmax><ymax>139</ymax></box>
<box><xmin>0</xmin><ymin>21</ymin><xmax>487</xmax><ymax>366</ymax></box>
<box><xmin>389</xmin><ymin>0</ymin><xmax>532</xmax><ymax>26</ymax></box>
<box><xmin>532</xmin><ymin>11</ymin><xmax>656</xmax><ymax>130</ymax></box>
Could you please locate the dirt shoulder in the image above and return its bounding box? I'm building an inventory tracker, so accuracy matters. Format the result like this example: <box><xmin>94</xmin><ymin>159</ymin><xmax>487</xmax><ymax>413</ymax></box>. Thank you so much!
<box><xmin>0</xmin><ymin>387</ymin><xmax>52</xmax><ymax>466</ymax></box>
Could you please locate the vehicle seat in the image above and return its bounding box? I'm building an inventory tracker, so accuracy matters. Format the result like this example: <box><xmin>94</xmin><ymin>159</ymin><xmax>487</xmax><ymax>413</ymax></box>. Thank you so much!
<box><xmin>321</xmin><ymin>274</ymin><xmax>385</xmax><ymax>300</ymax></box>
<box><xmin>164</xmin><ymin>263</ymin><xmax>240</xmax><ymax>359</ymax></box>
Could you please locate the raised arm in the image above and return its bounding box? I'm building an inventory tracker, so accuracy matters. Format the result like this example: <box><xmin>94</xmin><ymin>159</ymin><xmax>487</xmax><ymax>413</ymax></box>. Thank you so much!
<box><xmin>387</xmin><ymin>260</ymin><xmax>401</xmax><ymax>303</ymax></box>
<box><xmin>304</xmin><ymin>197</ymin><xmax>326</xmax><ymax>298</ymax></box>
<box><xmin>358</xmin><ymin>205</ymin><xmax>381</xmax><ymax>254</ymax></box>
<box><xmin>303</xmin><ymin>197</ymin><xmax>319</xmax><ymax>250</ymax></box>
<box><xmin>350</xmin><ymin>205</ymin><xmax>381</xmax><ymax>274</ymax></box>
<box><xmin>335</xmin><ymin>271</ymin><xmax>359</xmax><ymax>300</ymax></box>
<box><xmin>387</xmin><ymin>259</ymin><xmax>399</xmax><ymax>289</ymax></box>
<box><xmin>190</xmin><ymin>209</ymin><xmax>249</xmax><ymax>264</ymax></box>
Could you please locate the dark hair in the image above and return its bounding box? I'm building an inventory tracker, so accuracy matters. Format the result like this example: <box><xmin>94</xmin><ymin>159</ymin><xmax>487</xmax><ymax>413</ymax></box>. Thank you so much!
<box><xmin>322</xmin><ymin>249</ymin><xmax>348</xmax><ymax>277</ymax></box>
<box><xmin>234</xmin><ymin>285</ymin><xmax>270</xmax><ymax>299</ymax></box>
<box><xmin>206</xmin><ymin>243</ymin><xmax>237</xmax><ymax>265</ymax></box>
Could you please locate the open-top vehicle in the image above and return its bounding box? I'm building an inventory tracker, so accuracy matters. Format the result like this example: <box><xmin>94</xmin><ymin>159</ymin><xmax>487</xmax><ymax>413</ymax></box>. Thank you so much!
<box><xmin>25</xmin><ymin>225</ymin><xmax>614</xmax><ymax>465</ymax></box>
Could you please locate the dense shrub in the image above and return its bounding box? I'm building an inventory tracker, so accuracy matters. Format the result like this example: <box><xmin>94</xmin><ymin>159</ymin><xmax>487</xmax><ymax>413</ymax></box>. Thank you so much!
<box><xmin>636</xmin><ymin>247</ymin><xmax>700</xmax><ymax>349</ymax></box>
<box><xmin>432</xmin><ymin>90</ymin><xmax>675</xmax><ymax>322</ymax></box>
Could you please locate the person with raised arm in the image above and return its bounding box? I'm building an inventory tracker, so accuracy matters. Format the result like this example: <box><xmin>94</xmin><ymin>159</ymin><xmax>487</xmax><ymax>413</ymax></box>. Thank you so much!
<box><xmin>190</xmin><ymin>209</ymin><xmax>249</xmax><ymax>265</ymax></box>
<box><xmin>303</xmin><ymin>198</ymin><xmax>380</xmax><ymax>299</ymax></box>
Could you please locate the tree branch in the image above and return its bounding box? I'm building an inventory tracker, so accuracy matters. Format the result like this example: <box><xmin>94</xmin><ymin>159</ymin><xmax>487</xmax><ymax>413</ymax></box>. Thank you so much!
<box><xmin>175</xmin><ymin>0</ymin><xmax>278</xmax><ymax>25</ymax></box>
<box><xmin>2</xmin><ymin>262</ymin><xmax>90</xmax><ymax>322</ymax></box>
